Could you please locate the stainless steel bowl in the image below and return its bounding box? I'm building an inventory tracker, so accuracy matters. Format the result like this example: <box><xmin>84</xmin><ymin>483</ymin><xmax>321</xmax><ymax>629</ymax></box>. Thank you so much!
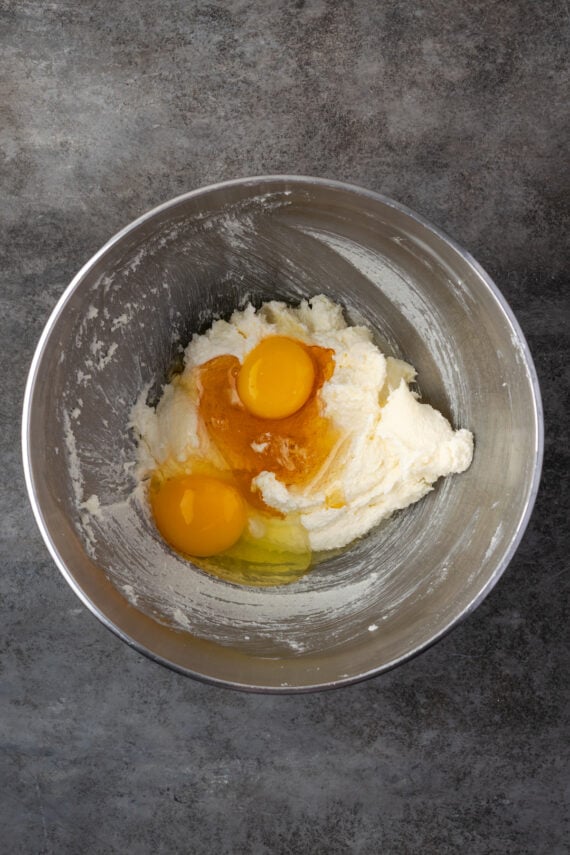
<box><xmin>22</xmin><ymin>176</ymin><xmax>543</xmax><ymax>691</ymax></box>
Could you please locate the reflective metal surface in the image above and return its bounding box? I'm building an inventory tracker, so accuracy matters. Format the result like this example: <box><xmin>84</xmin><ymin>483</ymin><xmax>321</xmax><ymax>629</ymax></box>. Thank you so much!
<box><xmin>22</xmin><ymin>176</ymin><xmax>543</xmax><ymax>691</ymax></box>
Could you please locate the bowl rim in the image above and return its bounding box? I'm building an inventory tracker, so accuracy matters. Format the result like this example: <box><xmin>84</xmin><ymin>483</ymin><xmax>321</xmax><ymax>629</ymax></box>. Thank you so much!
<box><xmin>21</xmin><ymin>174</ymin><xmax>544</xmax><ymax>692</ymax></box>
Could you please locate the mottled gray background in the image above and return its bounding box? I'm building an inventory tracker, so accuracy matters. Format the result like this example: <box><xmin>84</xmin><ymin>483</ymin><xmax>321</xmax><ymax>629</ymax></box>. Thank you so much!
<box><xmin>2</xmin><ymin>1</ymin><xmax>568</xmax><ymax>853</ymax></box>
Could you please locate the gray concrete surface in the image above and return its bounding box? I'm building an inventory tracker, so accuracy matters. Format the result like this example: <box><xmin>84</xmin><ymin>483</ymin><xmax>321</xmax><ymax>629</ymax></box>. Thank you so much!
<box><xmin>2</xmin><ymin>1</ymin><xmax>568</xmax><ymax>853</ymax></box>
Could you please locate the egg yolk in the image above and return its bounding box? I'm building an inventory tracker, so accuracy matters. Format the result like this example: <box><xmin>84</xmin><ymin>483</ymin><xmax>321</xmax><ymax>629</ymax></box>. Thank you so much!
<box><xmin>150</xmin><ymin>474</ymin><xmax>247</xmax><ymax>557</ymax></box>
<box><xmin>237</xmin><ymin>336</ymin><xmax>316</xmax><ymax>419</ymax></box>
<box><xmin>149</xmin><ymin>337</ymin><xmax>337</xmax><ymax>569</ymax></box>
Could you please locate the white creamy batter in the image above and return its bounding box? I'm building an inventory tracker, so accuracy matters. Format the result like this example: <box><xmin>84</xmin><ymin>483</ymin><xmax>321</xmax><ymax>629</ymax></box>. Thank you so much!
<box><xmin>132</xmin><ymin>295</ymin><xmax>473</xmax><ymax>553</ymax></box>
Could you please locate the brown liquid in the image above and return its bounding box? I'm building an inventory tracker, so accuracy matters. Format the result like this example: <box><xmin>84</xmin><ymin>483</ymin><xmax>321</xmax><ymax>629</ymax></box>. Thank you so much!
<box><xmin>197</xmin><ymin>344</ymin><xmax>337</xmax><ymax>513</ymax></box>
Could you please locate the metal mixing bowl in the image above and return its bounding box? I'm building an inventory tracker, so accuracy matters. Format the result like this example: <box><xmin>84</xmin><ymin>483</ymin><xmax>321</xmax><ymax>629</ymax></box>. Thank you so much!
<box><xmin>22</xmin><ymin>176</ymin><xmax>543</xmax><ymax>691</ymax></box>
